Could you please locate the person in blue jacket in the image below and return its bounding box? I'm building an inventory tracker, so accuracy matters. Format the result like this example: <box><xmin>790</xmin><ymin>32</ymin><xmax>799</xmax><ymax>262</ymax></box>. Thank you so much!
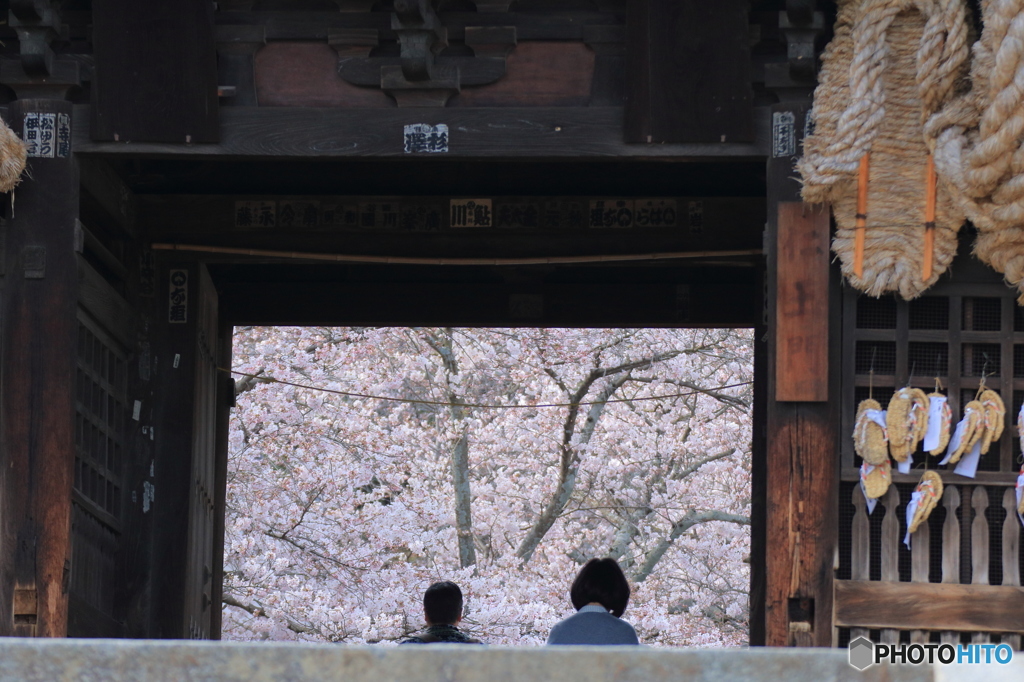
<box><xmin>546</xmin><ymin>558</ymin><xmax>640</xmax><ymax>645</ymax></box>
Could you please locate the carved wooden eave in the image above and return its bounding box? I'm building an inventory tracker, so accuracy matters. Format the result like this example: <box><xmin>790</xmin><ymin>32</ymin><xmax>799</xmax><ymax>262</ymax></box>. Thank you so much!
<box><xmin>330</xmin><ymin>1</ymin><xmax>517</xmax><ymax>107</ymax></box>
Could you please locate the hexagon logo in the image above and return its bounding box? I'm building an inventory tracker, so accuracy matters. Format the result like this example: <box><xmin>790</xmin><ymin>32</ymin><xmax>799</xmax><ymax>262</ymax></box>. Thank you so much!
<box><xmin>849</xmin><ymin>637</ymin><xmax>875</xmax><ymax>670</ymax></box>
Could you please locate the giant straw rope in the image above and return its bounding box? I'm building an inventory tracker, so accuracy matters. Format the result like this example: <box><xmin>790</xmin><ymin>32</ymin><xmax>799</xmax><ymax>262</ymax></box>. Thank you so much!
<box><xmin>800</xmin><ymin>0</ymin><xmax>971</xmax><ymax>300</ymax></box>
<box><xmin>927</xmin><ymin>0</ymin><xmax>1024</xmax><ymax>303</ymax></box>
<box><xmin>0</xmin><ymin>117</ymin><xmax>27</xmax><ymax>194</ymax></box>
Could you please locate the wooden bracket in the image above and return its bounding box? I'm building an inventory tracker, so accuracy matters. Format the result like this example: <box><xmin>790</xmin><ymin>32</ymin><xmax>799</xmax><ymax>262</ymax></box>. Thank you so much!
<box><xmin>332</xmin><ymin>1</ymin><xmax>516</xmax><ymax>107</ymax></box>
<box><xmin>8</xmin><ymin>0</ymin><xmax>67</xmax><ymax>79</ymax></box>
<box><xmin>215</xmin><ymin>24</ymin><xmax>267</xmax><ymax>107</ymax></box>
<box><xmin>764</xmin><ymin>9</ymin><xmax>824</xmax><ymax>101</ymax></box>
<box><xmin>13</xmin><ymin>588</ymin><xmax>38</xmax><ymax>625</ymax></box>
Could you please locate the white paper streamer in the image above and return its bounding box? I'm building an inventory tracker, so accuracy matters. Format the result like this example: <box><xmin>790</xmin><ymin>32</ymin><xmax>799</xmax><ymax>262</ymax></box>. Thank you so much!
<box><xmin>922</xmin><ymin>396</ymin><xmax>947</xmax><ymax>452</ymax></box>
<box><xmin>1015</xmin><ymin>470</ymin><xmax>1024</xmax><ymax>528</ymax></box>
<box><xmin>864</xmin><ymin>409</ymin><xmax>887</xmax><ymax>430</ymax></box>
<box><xmin>953</xmin><ymin>440</ymin><xmax>982</xmax><ymax>478</ymax></box>
<box><xmin>860</xmin><ymin>465</ymin><xmax>879</xmax><ymax>514</ymax></box>
<box><xmin>897</xmin><ymin>452</ymin><xmax>913</xmax><ymax>475</ymax></box>
<box><xmin>904</xmin><ymin>490</ymin><xmax>923</xmax><ymax>549</ymax></box>
<box><xmin>940</xmin><ymin>412</ymin><xmax>971</xmax><ymax>465</ymax></box>
<box><xmin>1018</xmin><ymin>403</ymin><xmax>1024</xmax><ymax>457</ymax></box>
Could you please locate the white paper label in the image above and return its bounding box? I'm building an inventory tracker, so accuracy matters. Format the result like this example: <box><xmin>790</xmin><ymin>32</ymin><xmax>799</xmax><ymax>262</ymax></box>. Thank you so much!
<box><xmin>864</xmin><ymin>409</ymin><xmax>887</xmax><ymax>430</ymax></box>
<box><xmin>132</xmin><ymin>400</ymin><xmax>142</xmax><ymax>421</ymax></box>
<box><xmin>940</xmin><ymin>413</ymin><xmax>971</xmax><ymax>465</ymax></box>
<box><xmin>1016</xmin><ymin>471</ymin><xmax>1024</xmax><ymax>527</ymax></box>
<box><xmin>923</xmin><ymin>396</ymin><xmax>947</xmax><ymax>452</ymax></box>
<box><xmin>904</xmin><ymin>490</ymin><xmax>923</xmax><ymax>549</ymax></box>
<box><xmin>897</xmin><ymin>451</ymin><xmax>913</xmax><ymax>475</ymax></box>
<box><xmin>953</xmin><ymin>440</ymin><xmax>982</xmax><ymax>478</ymax></box>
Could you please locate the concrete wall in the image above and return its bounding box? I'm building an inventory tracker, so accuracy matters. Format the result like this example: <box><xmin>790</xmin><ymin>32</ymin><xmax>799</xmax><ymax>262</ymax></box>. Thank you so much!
<box><xmin>0</xmin><ymin>640</ymin><xmax>1019</xmax><ymax>682</ymax></box>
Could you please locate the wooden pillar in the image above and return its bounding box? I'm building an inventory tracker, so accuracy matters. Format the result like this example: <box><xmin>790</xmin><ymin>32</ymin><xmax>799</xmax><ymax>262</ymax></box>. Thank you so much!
<box><xmin>144</xmin><ymin>260</ymin><xmax>221</xmax><ymax>638</ymax></box>
<box><xmin>0</xmin><ymin>99</ymin><xmax>79</xmax><ymax>637</ymax></box>
<box><xmin>763</xmin><ymin>101</ymin><xmax>840</xmax><ymax>646</ymax></box>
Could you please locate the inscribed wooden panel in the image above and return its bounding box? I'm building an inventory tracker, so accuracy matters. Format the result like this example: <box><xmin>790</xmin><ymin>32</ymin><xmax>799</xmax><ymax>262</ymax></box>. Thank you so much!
<box><xmin>775</xmin><ymin>202</ymin><xmax>829</xmax><ymax>402</ymax></box>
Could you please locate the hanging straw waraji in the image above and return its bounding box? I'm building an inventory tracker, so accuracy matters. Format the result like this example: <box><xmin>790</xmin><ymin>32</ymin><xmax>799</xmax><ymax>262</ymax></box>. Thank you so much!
<box><xmin>861</xmin><ymin>458</ymin><xmax>891</xmax><ymax>499</ymax></box>
<box><xmin>978</xmin><ymin>388</ymin><xmax>1005</xmax><ymax>455</ymax></box>
<box><xmin>886</xmin><ymin>387</ymin><xmax>929</xmax><ymax>462</ymax></box>
<box><xmin>854</xmin><ymin>397</ymin><xmax>889</xmax><ymax>464</ymax></box>
<box><xmin>908</xmin><ymin>470</ymin><xmax>943</xmax><ymax>534</ymax></box>
<box><xmin>799</xmin><ymin>0</ymin><xmax>971</xmax><ymax>300</ymax></box>
<box><xmin>0</xmin><ymin>116</ymin><xmax>27</xmax><ymax>193</ymax></box>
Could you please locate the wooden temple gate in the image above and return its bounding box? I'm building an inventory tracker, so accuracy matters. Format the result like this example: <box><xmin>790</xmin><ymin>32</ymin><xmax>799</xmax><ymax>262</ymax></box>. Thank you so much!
<box><xmin>0</xmin><ymin>0</ymin><xmax>1020</xmax><ymax>647</ymax></box>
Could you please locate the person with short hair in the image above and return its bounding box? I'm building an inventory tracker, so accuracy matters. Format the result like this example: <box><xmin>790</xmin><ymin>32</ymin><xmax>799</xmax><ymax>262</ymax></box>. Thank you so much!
<box><xmin>401</xmin><ymin>581</ymin><xmax>483</xmax><ymax>644</ymax></box>
<box><xmin>546</xmin><ymin>558</ymin><xmax>640</xmax><ymax>645</ymax></box>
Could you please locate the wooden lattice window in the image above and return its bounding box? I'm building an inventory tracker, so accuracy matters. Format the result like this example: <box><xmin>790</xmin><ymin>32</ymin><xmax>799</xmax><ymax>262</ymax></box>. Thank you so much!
<box><xmin>71</xmin><ymin>313</ymin><xmax>127</xmax><ymax>622</ymax></box>
<box><xmin>837</xmin><ymin>284</ymin><xmax>1024</xmax><ymax>648</ymax></box>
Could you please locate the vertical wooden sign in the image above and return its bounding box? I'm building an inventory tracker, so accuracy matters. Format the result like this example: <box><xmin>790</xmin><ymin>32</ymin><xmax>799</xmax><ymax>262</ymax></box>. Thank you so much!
<box><xmin>775</xmin><ymin>202</ymin><xmax>829</xmax><ymax>401</ymax></box>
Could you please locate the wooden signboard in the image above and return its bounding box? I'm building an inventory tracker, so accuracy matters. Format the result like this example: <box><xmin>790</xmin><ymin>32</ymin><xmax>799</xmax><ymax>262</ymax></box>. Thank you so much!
<box><xmin>775</xmin><ymin>202</ymin><xmax>829</xmax><ymax>402</ymax></box>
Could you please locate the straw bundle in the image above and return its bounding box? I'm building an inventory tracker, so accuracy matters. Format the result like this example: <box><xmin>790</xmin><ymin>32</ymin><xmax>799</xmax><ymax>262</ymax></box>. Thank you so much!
<box><xmin>800</xmin><ymin>0</ymin><xmax>970</xmax><ymax>299</ymax></box>
<box><xmin>927</xmin><ymin>0</ymin><xmax>1024</xmax><ymax>302</ymax></box>
<box><xmin>0</xmin><ymin>117</ymin><xmax>27</xmax><ymax>193</ymax></box>
<box><xmin>908</xmin><ymin>470</ymin><xmax>943</xmax><ymax>533</ymax></box>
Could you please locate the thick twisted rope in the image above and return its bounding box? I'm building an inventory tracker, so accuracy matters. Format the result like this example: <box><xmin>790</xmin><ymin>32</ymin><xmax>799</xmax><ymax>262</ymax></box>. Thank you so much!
<box><xmin>928</xmin><ymin>0</ymin><xmax>1024</xmax><ymax>301</ymax></box>
<box><xmin>800</xmin><ymin>0</ymin><xmax>970</xmax><ymax>195</ymax></box>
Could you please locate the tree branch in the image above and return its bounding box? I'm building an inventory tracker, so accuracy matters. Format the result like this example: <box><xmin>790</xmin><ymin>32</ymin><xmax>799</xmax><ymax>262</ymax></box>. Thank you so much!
<box><xmin>631</xmin><ymin>510</ymin><xmax>750</xmax><ymax>583</ymax></box>
<box><xmin>223</xmin><ymin>594</ymin><xmax>319</xmax><ymax>636</ymax></box>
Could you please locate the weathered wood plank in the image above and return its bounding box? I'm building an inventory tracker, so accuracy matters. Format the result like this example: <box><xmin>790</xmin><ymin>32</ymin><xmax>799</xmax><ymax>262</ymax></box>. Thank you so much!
<box><xmin>910</xmin><ymin>515</ymin><xmax>930</xmax><ymax>644</ymax></box>
<box><xmin>941</xmin><ymin>485</ymin><xmax>961</xmax><ymax>645</ymax></box>
<box><xmin>972</xmin><ymin>486</ymin><xmax>990</xmax><ymax>585</ymax></box>
<box><xmin>77</xmin><ymin>256</ymin><xmax>132</xmax><ymax>349</ymax></box>
<box><xmin>764</xmin><ymin>102</ymin><xmax>839</xmax><ymax>647</ymax></box>
<box><xmin>879</xmin><ymin>486</ymin><xmax>901</xmax><ymax>645</ymax></box>
<box><xmin>73</xmin><ymin>106</ymin><xmax>771</xmax><ymax>159</ymax></box>
<box><xmin>834</xmin><ymin>580</ymin><xmax>1024</xmax><ymax>632</ymax></box>
<box><xmin>0</xmin><ymin>99</ymin><xmax>80</xmax><ymax>637</ymax></box>
<box><xmin>1003</xmin><ymin>488</ymin><xmax>1020</xmax><ymax>588</ymax></box>
<box><xmin>775</xmin><ymin>202</ymin><xmax>830</xmax><ymax>402</ymax></box>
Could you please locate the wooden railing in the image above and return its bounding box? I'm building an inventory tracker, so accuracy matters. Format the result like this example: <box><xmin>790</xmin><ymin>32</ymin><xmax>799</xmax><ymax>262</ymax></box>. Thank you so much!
<box><xmin>835</xmin><ymin>483</ymin><xmax>1024</xmax><ymax>645</ymax></box>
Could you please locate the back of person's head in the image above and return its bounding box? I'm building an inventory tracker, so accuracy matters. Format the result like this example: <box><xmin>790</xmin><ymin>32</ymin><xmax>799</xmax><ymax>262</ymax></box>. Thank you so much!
<box><xmin>423</xmin><ymin>581</ymin><xmax>464</xmax><ymax>625</ymax></box>
<box><xmin>570</xmin><ymin>558</ymin><xmax>631</xmax><ymax>617</ymax></box>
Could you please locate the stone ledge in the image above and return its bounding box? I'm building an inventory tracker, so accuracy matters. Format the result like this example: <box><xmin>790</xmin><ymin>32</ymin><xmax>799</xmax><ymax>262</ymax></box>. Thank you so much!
<box><xmin>0</xmin><ymin>640</ymin><xmax>1019</xmax><ymax>682</ymax></box>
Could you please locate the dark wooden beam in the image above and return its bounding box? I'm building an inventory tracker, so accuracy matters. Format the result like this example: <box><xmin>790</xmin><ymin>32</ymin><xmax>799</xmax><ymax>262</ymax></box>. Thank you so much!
<box><xmin>625</xmin><ymin>0</ymin><xmax>754</xmax><ymax>143</ymax></box>
<box><xmin>764</xmin><ymin>102</ymin><xmax>840</xmax><ymax>647</ymax></box>
<box><xmin>216</xmin><ymin>9</ymin><xmax>623</xmax><ymax>42</ymax></box>
<box><xmin>73</xmin><ymin>106</ymin><xmax>771</xmax><ymax>160</ymax></box>
<box><xmin>91</xmin><ymin>0</ymin><xmax>219</xmax><ymax>143</ymax></box>
<box><xmin>211</xmin><ymin>265</ymin><xmax>760</xmax><ymax>328</ymax></box>
<box><xmin>835</xmin><ymin>580</ymin><xmax>1024</xmax><ymax>633</ymax></box>
<box><xmin>0</xmin><ymin>99</ymin><xmax>80</xmax><ymax>637</ymax></box>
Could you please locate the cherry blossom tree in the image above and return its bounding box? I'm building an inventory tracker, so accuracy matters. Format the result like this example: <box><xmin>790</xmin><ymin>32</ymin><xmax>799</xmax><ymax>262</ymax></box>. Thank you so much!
<box><xmin>222</xmin><ymin>326</ymin><xmax>753</xmax><ymax>646</ymax></box>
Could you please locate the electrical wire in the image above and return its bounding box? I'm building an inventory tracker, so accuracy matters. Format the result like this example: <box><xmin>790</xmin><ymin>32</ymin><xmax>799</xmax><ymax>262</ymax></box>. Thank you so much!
<box><xmin>223</xmin><ymin>368</ymin><xmax>752</xmax><ymax>410</ymax></box>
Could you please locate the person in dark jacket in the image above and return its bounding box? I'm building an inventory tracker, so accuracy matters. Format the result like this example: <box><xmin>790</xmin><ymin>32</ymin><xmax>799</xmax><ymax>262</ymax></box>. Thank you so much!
<box><xmin>546</xmin><ymin>558</ymin><xmax>640</xmax><ymax>645</ymax></box>
<box><xmin>401</xmin><ymin>581</ymin><xmax>483</xmax><ymax>644</ymax></box>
